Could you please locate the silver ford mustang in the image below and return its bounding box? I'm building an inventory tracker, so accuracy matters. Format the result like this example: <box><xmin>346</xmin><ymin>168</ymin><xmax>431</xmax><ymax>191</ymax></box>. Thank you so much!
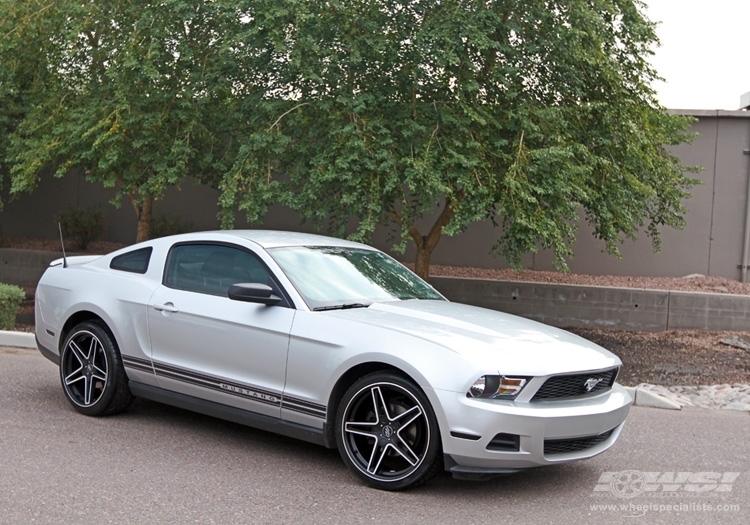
<box><xmin>35</xmin><ymin>230</ymin><xmax>631</xmax><ymax>490</ymax></box>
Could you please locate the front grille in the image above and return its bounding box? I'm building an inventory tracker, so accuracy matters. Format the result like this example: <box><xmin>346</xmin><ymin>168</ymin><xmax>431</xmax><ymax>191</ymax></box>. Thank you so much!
<box><xmin>531</xmin><ymin>367</ymin><xmax>619</xmax><ymax>401</ymax></box>
<box><xmin>544</xmin><ymin>428</ymin><xmax>615</xmax><ymax>455</ymax></box>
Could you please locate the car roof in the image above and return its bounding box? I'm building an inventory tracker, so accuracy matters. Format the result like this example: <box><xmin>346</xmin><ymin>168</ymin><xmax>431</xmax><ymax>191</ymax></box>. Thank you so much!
<box><xmin>204</xmin><ymin>230</ymin><xmax>374</xmax><ymax>250</ymax></box>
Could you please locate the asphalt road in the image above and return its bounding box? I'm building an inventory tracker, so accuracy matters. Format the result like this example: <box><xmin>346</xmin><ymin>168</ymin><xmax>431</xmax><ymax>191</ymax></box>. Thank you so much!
<box><xmin>2</xmin><ymin>345</ymin><xmax>748</xmax><ymax>525</ymax></box>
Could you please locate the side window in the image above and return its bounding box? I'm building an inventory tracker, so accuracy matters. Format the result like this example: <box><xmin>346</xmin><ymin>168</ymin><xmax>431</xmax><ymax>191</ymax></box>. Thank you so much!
<box><xmin>110</xmin><ymin>247</ymin><xmax>152</xmax><ymax>274</ymax></box>
<box><xmin>164</xmin><ymin>244</ymin><xmax>273</xmax><ymax>297</ymax></box>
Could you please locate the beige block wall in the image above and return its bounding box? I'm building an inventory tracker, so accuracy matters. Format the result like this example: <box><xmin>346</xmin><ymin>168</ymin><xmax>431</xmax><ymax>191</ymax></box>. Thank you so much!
<box><xmin>2</xmin><ymin>110</ymin><xmax>750</xmax><ymax>280</ymax></box>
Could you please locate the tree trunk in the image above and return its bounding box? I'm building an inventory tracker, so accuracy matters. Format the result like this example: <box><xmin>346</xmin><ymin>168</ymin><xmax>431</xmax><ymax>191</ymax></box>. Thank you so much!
<box><xmin>133</xmin><ymin>195</ymin><xmax>153</xmax><ymax>243</ymax></box>
<box><xmin>401</xmin><ymin>200</ymin><xmax>456</xmax><ymax>282</ymax></box>
<box><xmin>414</xmin><ymin>244</ymin><xmax>433</xmax><ymax>281</ymax></box>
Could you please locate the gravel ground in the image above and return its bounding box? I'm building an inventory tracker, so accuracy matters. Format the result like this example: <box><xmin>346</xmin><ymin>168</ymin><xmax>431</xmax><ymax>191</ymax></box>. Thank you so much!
<box><xmin>7</xmin><ymin>236</ymin><xmax>750</xmax><ymax>387</ymax></box>
<box><xmin>569</xmin><ymin>329</ymin><xmax>750</xmax><ymax>387</ymax></box>
<box><xmin>429</xmin><ymin>264</ymin><xmax>750</xmax><ymax>295</ymax></box>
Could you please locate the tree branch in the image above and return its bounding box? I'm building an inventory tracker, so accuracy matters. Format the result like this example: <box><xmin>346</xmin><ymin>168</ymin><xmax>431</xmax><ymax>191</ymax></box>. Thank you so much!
<box><xmin>267</xmin><ymin>103</ymin><xmax>310</xmax><ymax>132</ymax></box>
<box><xmin>424</xmin><ymin>198</ymin><xmax>456</xmax><ymax>252</ymax></box>
<box><xmin>390</xmin><ymin>209</ymin><xmax>424</xmax><ymax>249</ymax></box>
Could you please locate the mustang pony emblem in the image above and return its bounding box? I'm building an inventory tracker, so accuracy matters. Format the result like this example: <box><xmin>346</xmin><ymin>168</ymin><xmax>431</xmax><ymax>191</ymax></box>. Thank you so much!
<box><xmin>584</xmin><ymin>377</ymin><xmax>604</xmax><ymax>392</ymax></box>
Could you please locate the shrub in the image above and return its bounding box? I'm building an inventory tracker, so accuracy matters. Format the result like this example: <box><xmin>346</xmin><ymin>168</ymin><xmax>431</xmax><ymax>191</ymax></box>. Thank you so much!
<box><xmin>150</xmin><ymin>214</ymin><xmax>193</xmax><ymax>239</ymax></box>
<box><xmin>0</xmin><ymin>283</ymin><xmax>25</xmax><ymax>330</ymax></box>
<box><xmin>56</xmin><ymin>206</ymin><xmax>105</xmax><ymax>251</ymax></box>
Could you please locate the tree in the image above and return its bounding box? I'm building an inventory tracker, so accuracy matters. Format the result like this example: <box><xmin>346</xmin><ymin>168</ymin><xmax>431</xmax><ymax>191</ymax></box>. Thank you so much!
<box><xmin>219</xmin><ymin>0</ymin><xmax>698</xmax><ymax>279</ymax></box>
<box><xmin>0</xmin><ymin>0</ymin><xmax>56</xmax><ymax>201</ymax></box>
<box><xmin>3</xmin><ymin>0</ymin><xmax>248</xmax><ymax>241</ymax></box>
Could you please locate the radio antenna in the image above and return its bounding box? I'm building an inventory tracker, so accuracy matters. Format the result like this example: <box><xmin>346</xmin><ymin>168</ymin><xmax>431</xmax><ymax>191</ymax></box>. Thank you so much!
<box><xmin>58</xmin><ymin>222</ymin><xmax>68</xmax><ymax>268</ymax></box>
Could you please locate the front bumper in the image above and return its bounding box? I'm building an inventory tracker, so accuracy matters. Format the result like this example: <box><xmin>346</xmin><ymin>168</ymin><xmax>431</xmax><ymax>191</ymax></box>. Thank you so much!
<box><xmin>435</xmin><ymin>383</ymin><xmax>632</xmax><ymax>475</ymax></box>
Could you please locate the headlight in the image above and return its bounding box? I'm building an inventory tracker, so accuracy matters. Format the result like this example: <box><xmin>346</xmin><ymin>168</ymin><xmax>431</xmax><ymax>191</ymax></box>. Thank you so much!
<box><xmin>467</xmin><ymin>375</ymin><xmax>530</xmax><ymax>400</ymax></box>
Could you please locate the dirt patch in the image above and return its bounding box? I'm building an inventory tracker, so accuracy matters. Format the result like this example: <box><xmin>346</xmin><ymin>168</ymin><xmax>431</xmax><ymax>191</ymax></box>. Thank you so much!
<box><xmin>428</xmin><ymin>265</ymin><xmax>750</xmax><ymax>296</ymax></box>
<box><xmin>569</xmin><ymin>329</ymin><xmax>750</xmax><ymax>387</ymax></box>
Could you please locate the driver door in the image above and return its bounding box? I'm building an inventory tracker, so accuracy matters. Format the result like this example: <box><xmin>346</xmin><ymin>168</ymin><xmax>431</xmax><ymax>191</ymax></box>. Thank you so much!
<box><xmin>147</xmin><ymin>242</ymin><xmax>295</xmax><ymax>419</ymax></box>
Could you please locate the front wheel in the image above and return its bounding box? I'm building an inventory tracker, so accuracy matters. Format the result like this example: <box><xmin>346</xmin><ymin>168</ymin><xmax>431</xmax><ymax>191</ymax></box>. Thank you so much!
<box><xmin>335</xmin><ymin>372</ymin><xmax>442</xmax><ymax>490</ymax></box>
<box><xmin>59</xmin><ymin>321</ymin><xmax>134</xmax><ymax>416</ymax></box>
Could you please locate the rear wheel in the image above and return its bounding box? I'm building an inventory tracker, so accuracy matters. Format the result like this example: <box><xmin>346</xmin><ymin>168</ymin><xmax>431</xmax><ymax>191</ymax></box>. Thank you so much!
<box><xmin>59</xmin><ymin>321</ymin><xmax>134</xmax><ymax>416</ymax></box>
<box><xmin>335</xmin><ymin>372</ymin><xmax>442</xmax><ymax>490</ymax></box>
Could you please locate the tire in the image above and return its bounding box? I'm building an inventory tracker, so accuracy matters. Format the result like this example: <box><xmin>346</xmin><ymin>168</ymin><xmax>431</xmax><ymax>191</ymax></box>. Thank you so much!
<box><xmin>335</xmin><ymin>372</ymin><xmax>442</xmax><ymax>491</ymax></box>
<box><xmin>59</xmin><ymin>321</ymin><xmax>134</xmax><ymax>416</ymax></box>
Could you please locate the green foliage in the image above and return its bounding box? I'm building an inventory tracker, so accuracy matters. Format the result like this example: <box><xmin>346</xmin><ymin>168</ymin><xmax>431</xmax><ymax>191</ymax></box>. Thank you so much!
<box><xmin>2</xmin><ymin>0</ymin><xmax>250</xmax><ymax>240</ymax></box>
<box><xmin>0</xmin><ymin>283</ymin><xmax>25</xmax><ymax>330</ymax></box>
<box><xmin>56</xmin><ymin>207</ymin><xmax>105</xmax><ymax>251</ymax></box>
<box><xmin>150</xmin><ymin>214</ymin><xmax>194</xmax><ymax>239</ymax></box>
<box><xmin>0</xmin><ymin>0</ymin><xmax>49</xmax><ymax>203</ymax></box>
<box><xmin>2</xmin><ymin>0</ymin><xmax>699</xmax><ymax>277</ymax></box>
<box><xmin>216</xmin><ymin>0</ymin><xmax>698</xmax><ymax>277</ymax></box>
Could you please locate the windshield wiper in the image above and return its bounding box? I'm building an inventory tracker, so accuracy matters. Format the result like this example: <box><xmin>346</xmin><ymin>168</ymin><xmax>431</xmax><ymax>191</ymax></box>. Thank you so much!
<box><xmin>313</xmin><ymin>303</ymin><xmax>370</xmax><ymax>312</ymax></box>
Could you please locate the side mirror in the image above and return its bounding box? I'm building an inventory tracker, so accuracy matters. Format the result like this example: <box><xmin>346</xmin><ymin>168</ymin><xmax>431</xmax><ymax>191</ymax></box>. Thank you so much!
<box><xmin>227</xmin><ymin>283</ymin><xmax>282</xmax><ymax>306</ymax></box>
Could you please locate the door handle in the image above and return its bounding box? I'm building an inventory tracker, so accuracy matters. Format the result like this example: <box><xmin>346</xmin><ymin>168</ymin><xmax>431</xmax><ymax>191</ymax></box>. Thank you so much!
<box><xmin>152</xmin><ymin>302</ymin><xmax>179</xmax><ymax>313</ymax></box>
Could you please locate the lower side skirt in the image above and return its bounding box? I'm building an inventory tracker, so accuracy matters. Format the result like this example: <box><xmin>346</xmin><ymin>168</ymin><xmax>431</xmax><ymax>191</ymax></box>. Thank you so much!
<box><xmin>128</xmin><ymin>381</ymin><xmax>331</xmax><ymax>448</ymax></box>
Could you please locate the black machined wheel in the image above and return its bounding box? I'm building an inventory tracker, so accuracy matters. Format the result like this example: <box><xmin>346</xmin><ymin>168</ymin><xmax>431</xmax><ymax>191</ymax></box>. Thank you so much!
<box><xmin>59</xmin><ymin>321</ymin><xmax>134</xmax><ymax>416</ymax></box>
<box><xmin>335</xmin><ymin>372</ymin><xmax>441</xmax><ymax>491</ymax></box>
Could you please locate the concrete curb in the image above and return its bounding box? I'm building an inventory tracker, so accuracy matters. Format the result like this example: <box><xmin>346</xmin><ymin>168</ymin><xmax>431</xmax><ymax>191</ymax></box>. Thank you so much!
<box><xmin>624</xmin><ymin>385</ymin><xmax>682</xmax><ymax>410</ymax></box>
<box><xmin>0</xmin><ymin>330</ymin><xmax>36</xmax><ymax>349</ymax></box>
<box><xmin>431</xmin><ymin>277</ymin><xmax>750</xmax><ymax>332</ymax></box>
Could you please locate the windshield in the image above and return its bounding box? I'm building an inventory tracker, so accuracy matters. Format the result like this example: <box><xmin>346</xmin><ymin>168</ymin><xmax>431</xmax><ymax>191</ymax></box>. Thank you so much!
<box><xmin>268</xmin><ymin>246</ymin><xmax>444</xmax><ymax>310</ymax></box>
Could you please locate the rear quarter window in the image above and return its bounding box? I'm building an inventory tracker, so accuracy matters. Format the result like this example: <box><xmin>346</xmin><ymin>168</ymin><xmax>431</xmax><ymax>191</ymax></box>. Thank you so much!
<box><xmin>110</xmin><ymin>247</ymin><xmax>152</xmax><ymax>274</ymax></box>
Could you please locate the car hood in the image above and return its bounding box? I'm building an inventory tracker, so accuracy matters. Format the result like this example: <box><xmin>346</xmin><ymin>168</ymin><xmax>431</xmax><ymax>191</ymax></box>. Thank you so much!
<box><xmin>333</xmin><ymin>300</ymin><xmax>620</xmax><ymax>375</ymax></box>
